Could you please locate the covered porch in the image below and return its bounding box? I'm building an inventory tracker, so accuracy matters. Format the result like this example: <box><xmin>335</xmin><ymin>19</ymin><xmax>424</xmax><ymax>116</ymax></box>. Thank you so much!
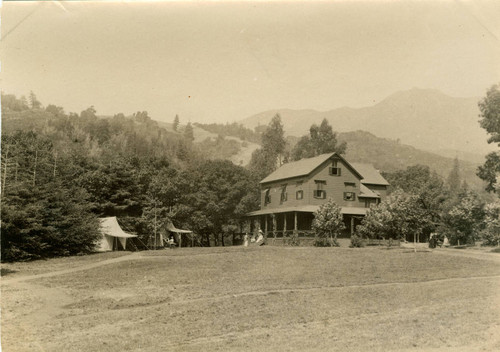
<box><xmin>245</xmin><ymin>206</ymin><xmax>368</xmax><ymax>242</ymax></box>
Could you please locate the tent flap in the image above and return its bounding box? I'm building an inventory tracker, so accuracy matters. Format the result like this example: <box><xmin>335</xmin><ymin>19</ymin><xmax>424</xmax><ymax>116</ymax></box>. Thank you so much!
<box><xmin>100</xmin><ymin>217</ymin><xmax>137</xmax><ymax>238</ymax></box>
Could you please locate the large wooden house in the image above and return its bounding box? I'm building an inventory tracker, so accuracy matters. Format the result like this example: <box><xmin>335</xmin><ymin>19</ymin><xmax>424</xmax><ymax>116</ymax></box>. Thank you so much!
<box><xmin>246</xmin><ymin>152</ymin><xmax>389</xmax><ymax>239</ymax></box>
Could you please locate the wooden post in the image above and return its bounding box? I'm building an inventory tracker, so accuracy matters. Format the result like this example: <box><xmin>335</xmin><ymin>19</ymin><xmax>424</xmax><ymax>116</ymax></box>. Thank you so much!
<box><xmin>283</xmin><ymin>214</ymin><xmax>287</xmax><ymax>237</ymax></box>
<box><xmin>350</xmin><ymin>216</ymin><xmax>354</xmax><ymax>236</ymax></box>
<box><xmin>272</xmin><ymin>214</ymin><xmax>277</xmax><ymax>239</ymax></box>
<box><xmin>264</xmin><ymin>214</ymin><xmax>268</xmax><ymax>238</ymax></box>
<box><xmin>294</xmin><ymin>212</ymin><xmax>298</xmax><ymax>233</ymax></box>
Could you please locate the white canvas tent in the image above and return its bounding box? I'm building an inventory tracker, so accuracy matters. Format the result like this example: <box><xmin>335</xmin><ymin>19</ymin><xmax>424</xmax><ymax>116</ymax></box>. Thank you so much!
<box><xmin>98</xmin><ymin>217</ymin><xmax>137</xmax><ymax>251</ymax></box>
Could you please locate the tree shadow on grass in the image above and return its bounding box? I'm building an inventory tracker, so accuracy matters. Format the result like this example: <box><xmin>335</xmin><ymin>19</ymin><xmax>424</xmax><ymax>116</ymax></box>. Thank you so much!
<box><xmin>1</xmin><ymin>268</ymin><xmax>18</xmax><ymax>276</ymax></box>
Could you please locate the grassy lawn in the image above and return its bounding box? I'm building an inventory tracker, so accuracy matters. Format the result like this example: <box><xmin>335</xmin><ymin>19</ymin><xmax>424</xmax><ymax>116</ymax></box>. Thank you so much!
<box><xmin>2</xmin><ymin>246</ymin><xmax>500</xmax><ymax>351</ymax></box>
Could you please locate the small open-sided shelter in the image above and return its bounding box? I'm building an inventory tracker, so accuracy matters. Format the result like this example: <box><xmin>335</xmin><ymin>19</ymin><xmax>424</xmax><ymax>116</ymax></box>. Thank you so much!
<box><xmin>98</xmin><ymin>217</ymin><xmax>137</xmax><ymax>251</ymax></box>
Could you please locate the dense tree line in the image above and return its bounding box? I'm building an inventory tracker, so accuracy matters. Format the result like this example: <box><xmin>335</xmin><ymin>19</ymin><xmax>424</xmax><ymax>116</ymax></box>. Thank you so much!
<box><xmin>1</xmin><ymin>93</ymin><xmax>259</xmax><ymax>261</ymax></box>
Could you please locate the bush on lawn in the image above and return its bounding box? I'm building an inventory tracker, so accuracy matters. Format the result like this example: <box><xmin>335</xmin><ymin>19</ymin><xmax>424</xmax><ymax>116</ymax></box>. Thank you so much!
<box><xmin>350</xmin><ymin>234</ymin><xmax>365</xmax><ymax>248</ymax></box>
<box><xmin>312</xmin><ymin>199</ymin><xmax>345</xmax><ymax>247</ymax></box>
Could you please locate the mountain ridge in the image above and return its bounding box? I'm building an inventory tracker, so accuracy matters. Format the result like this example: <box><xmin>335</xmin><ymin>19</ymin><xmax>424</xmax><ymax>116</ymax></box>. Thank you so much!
<box><xmin>239</xmin><ymin>88</ymin><xmax>492</xmax><ymax>157</ymax></box>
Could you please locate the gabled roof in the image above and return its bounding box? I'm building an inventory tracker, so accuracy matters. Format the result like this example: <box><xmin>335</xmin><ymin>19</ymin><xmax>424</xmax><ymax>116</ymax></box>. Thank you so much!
<box><xmin>359</xmin><ymin>184</ymin><xmax>380</xmax><ymax>198</ymax></box>
<box><xmin>350</xmin><ymin>163</ymin><xmax>390</xmax><ymax>186</ymax></box>
<box><xmin>260</xmin><ymin>152</ymin><xmax>362</xmax><ymax>184</ymax></box>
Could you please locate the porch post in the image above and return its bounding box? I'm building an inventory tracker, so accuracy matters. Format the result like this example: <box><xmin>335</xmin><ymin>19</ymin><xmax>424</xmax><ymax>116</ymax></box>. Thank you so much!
<box><xmin>272</xmin><ymin>214</ymin><xmax>277</xmax><ymax>240</ymax></box>
<box><xmin>283</xmin><ymin>214</ymin><xmax>287</xmax><ymax>236</ymax></box>
<box><xmin>264</xmin><ymin>214</ymin><xmax>268</xmax><ymax>237</ymax></box>
<box><xmin>294</xmin><ymin>211</ymin><xmax>298</xmax><ymax>234</ymax></box>
<box><xmin>350</xmin><ymin>216</ymin><xmax>354</xmax><ymax>236</ymax></box>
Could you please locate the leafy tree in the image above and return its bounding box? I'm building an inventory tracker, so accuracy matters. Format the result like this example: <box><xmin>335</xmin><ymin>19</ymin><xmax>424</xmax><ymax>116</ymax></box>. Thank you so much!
<box><xmin>477</xmin><ymin>152</ymin><xmax>500</xmax><ymax>193</ymax></box>
<box><xmin>479</xmin><ymin>83</ymin><xmax>500</xmax><ymax>145</ymax></box>
<box><xmin>45</xmin><ymin>104</ymin><xmax>65</xmax><ymax>117</ymax></box>
<box><xmin>357</xmin><ymin>189</ymin><xmax>432</xmax><ymax>244</ymax></box>
<box><xmin>291</xmin><ymin>119</ymin><xmax>347</xmax><ymax>160</ymax></box>
<box><xmin>383</xmin><ymin>165</ymin><xmax>446</xmax><ymax>228</ymax></box>
<box><xmin>184</xmin><ymin>122</ymin><xmax>195</xmax><ymax>142</ymax></box>
<box><xmin>173</xmin><ymin>114</ymin><xmax>180</xmax><ymax>131</ymax></box>
<box><xmin>477</xmin><ymin>84</ymin><xmax>500</xmax><ymax>195</ymax></box>
<box><xmin>481</xmin><ymin>201</ymin><xmax>500</xmax><ymax>246</ymax></box>
<box><xmin>441</xmin><ymin>190</ymin><xmax>484</xmax><ymax>245</ymax></box>
<box><xmin>171</xmin><ymin>160</ymin><xmax>258</xmax><ymax>246</ymax></box>
<box><xmin>312</xmin><ymin>199</ymin><xmax>345</xmax><ymax>246</ymax></box>
<box><xmin>1</xmin><ymin>92</ymin><xmax>30</xmax><ymax>112</ymax></box>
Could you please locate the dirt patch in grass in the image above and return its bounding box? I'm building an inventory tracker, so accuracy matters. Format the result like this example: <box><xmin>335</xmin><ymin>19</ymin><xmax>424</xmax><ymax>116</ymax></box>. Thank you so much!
<box><xmin>2</xmin><ymin>247</ymin><xmax>500</xmax><ymax>351</ymax></box>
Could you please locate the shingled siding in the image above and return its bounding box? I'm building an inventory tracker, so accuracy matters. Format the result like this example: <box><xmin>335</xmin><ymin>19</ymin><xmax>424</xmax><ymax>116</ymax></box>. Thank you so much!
<box><xmin>306</xmin><ymin>157</ymin><xmax>361</xmax><ymax>208</ymax></box>
<box><xmin>260</xmin><ymin>176</ymin><xmax>308</xmax><ymax>210</ymax></box>
<box><xmin>260</xmin><ymin>157</ymin><xmax>365</xmax><ymax>210</ymax></box>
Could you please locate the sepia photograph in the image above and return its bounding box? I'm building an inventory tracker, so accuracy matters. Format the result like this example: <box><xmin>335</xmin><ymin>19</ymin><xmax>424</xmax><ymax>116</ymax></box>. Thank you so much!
<box><xmin>1</xmin><ymin>1</ymin><xmax>500</xmax><ymax>351</ymax></box>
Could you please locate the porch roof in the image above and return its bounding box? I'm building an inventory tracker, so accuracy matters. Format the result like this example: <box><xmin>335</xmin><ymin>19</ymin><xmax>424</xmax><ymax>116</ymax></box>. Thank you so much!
<box><xmin>246</xmin><ymin>206</ymin><xmax>368</xmax><ymax>216</ymax></box>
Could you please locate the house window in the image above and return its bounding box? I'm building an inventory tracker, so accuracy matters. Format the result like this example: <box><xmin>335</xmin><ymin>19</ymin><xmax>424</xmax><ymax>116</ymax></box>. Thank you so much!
<box><xmin>296</xmin><ymin>190</ymin><xmax>303</xmax><ymax>200</ymax></box>
<box><xmin>344</xmin><ymin>192</ymin><xmax>356</xmax><ymax>201</ymax></box>
<box><xmin>314</xmin><ymin>180</ymin><xmax>326</xmax><ymax>199</ymax></box>
<box><xmin>364</xmin><ymin>199</ymin><xmax>371</xmax><ymax>208</ymax></box>
<box><xmin>329</xmin><ymin>160</ymin><xmax>341</xmax><ymax>176</ymax></box>
<box><xmin>264</xmin><ymin>188</ymin><xmax>271</xmax><ymax>205</ymax></box>
<box><xmin>280</xmin><ymin>184</ymin><xmax>288</xmax><ymax>203</ymax></box>
<box><xmin>344</xmin><ymin>182</ymin><xmax>356</xmax><ymax>187</ymax></box>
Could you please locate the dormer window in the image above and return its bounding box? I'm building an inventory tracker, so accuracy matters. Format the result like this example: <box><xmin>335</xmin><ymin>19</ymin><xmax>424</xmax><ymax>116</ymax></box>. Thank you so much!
<box><xmin>280</xmin><ymin>184</ymin><xmax>288</xmax><ymax>203</ymax></box>
<box><xmin>329</xmin><ymin>160</ymin><xmax>341</xmax><ymax>176</ymax></box>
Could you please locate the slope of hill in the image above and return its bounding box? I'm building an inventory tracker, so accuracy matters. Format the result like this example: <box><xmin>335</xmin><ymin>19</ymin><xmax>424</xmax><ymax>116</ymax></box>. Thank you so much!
<box><xmin>240</xmin><ymin>88</ymin><xmax>494</xmax><ymax>157</ymax></box>
<box><xmin>337</xmin><ymin>131</ymin><xmax>485</xmax><ymax>192</ymax></box>
<box><xmin>157</xmin><ymin>121</ymin><xmax>260</xmax><ymax>166</ymax></box>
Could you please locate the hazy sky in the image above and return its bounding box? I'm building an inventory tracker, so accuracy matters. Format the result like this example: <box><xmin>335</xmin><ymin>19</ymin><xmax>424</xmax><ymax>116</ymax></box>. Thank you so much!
<box><xmin>1</xmin><ymin>1</ymin><xmax>500</xmax><ymax>124</ymax></box>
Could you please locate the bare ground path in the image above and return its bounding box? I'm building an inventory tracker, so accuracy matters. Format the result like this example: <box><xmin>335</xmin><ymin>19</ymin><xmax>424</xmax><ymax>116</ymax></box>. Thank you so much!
<box><xmin>1</xmin><ymin>252</ymin><xmax>141</xmax><ymax>284</ymax></box>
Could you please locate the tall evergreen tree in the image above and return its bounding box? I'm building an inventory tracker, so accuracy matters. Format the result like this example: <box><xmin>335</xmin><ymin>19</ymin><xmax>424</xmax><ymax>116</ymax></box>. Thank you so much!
<box><xmin>184</xmin><ymin>122</ymin><xmax>194</xmax><ymax>142</ymax></box>
<box><xmin>447</xmin><ymin>158</ymin><xmax>461</xmax><ymax>193</ymax></box>
<box><xmin>173</xmin><ymin>114</ymin><xmax>180</xmax><ymax>131</ymax></box>
<box><xmin>249</xmin><ymin>114</ymin><xmax>287</xmax><ymax>180</ymax></box>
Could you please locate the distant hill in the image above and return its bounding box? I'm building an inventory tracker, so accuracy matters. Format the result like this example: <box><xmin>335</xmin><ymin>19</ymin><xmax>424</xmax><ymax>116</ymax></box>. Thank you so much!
<box><xmin>239</xmin><ymin>88</ymin><xmax>494</xmax><ymax>157</ymax></box>
<box><xmin>337</xmin><ymin>131</ymin><xmax>485</xmax><ymax>192</ymax></box>
<box><xmin>157</xmin><ymin>121</ymin><xmax>260</xmax><ymax>166</ymax></box>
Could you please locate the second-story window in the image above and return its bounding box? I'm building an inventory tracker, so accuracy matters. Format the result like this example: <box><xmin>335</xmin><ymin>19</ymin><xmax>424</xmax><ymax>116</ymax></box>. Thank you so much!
<box><xmin>314</xmin><ymin>180</ymin><xmax>326</xmax><ymax>199</ymax></box>
<box><xmin>296</xmin><ymin>190</ymin><xmax>303</xmax><ymax>200</ymax></box>
<box><xmin>280</xmin><ymin>184</ymin><xmax>287</xmax><ymax>203</ymax></box>
<box><xmin>344</xmin><ymin>192</ymin><xmax>356</xmax><ymax>201</ymax></box>
<box><xmin>264</xmin><ymin>188</ymin><xmax>271</xmax><ymax>205</ymax></box>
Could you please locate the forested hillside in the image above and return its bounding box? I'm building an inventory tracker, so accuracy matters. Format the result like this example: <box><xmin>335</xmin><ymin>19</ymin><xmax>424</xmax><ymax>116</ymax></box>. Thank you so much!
<box><xmin>1</xmin><ymin>93</ymin><xmax>259</xmax><ymax>261</ymax></box>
